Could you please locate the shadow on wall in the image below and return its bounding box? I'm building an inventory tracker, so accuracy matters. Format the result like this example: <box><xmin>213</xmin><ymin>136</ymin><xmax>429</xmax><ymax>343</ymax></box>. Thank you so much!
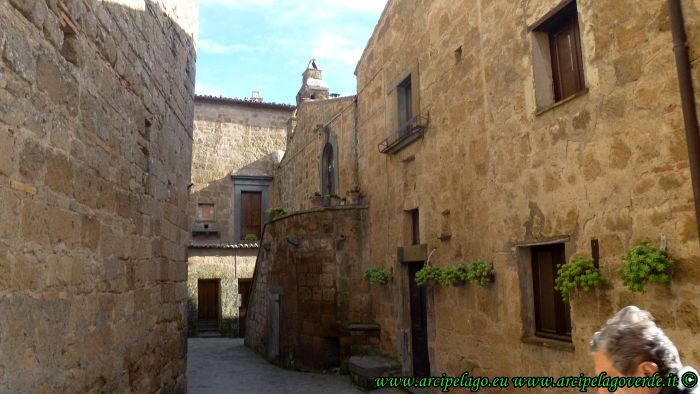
<box><xmin>186</xmin><ymin>153</ymin><xmax>282</xmax><ymax>337</ymax></box>
<box><xmin>0</xmin><ymin>1</ymin><xmax>196</xmax><ymax>393</ymax></box>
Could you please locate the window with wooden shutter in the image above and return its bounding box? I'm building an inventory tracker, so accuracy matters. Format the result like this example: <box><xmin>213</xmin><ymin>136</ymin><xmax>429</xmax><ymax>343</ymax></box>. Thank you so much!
<box><xmin>530</xmin><ymin>0</ymin><xmax>585</xmax><ymax>109</ymax></box>
<box><xmin>196</xmin><ymin>203</ymin><xmax>215</xmax><ymax>222</ymax></box>
<box><xmin>397</xmin><ymin>76</ymin><xmax>413</xmax><ymax>130</ymax></box>
<box><xmin>531</xmin><ymin>243</ymin><xmax>571</xmax><ymax>341</ymax></box>
<box><xmin>240</xmin><ymin>191</ymin><xmax>262</xmax><ymax>240</ymax></box>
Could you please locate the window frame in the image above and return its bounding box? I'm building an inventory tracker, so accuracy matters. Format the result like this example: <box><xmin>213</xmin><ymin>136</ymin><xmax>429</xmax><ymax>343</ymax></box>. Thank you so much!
<box><xmin>397</xmin><ymin>75</ymin><xmax>413</xmax><ymax>130</ymax></box>
<box><xmin>232</xmin><ymin>175</ymin><xmax>272</xmax><ymax>243</ymax></box>
<box><xmin>530</xmin><ymin>243</ymin><xmax>572</xmax><ymax>342</ymax></box>
<box><xmin>529</xmin><ymin>0</ymin><xmax>586</xmax><ymax>110</ymax></box>
<box><xmin>196</xmin><ymin>203</ymin><xmax>216</xmax><ymax>222</ymax></box>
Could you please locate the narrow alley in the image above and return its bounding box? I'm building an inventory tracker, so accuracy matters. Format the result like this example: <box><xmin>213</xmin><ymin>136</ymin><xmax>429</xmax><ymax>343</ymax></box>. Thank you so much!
<box><xmin>187</xmin><ymin>338</ymin><xmax>392</xmax><ymax>394</ymax></box>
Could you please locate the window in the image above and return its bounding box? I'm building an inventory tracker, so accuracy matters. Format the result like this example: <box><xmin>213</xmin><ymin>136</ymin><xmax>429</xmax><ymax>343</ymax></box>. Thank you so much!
<box><xmin>531</xmin><ymin>243</ymin><xmax>571</xmax><ymax>341</ymax></box>
<box><xmin>321</xmin><ymin>142</ymin><xmax>335</xmax><ymax>196</ymax></box>
<box><xmin>240</xmin><ymin>191</ymin><xmax>262</xmax><ymax>240</ymax></box>
<box><xmin>410</xmin><ymin>209</ymin><xmax>420</xmax><ymax>245</ymax></box>
<box><xmin>196</xmin><ymin>203</ymin><xmax>215</xmax><ymax>222</ymax></box>
<box><xmin>530</xmin><ymin>0</ymin><xmax>585</xmax><ymax>109</ymax></box>
<box><xmin>233</xmin><ymin>175</ymin><xmax>271</xmax><ymax>243</ymax></box>
<box><xmin>397</xmin><ymin>75</ymin><xmax>413</xmax><ymax>130</ymax></box>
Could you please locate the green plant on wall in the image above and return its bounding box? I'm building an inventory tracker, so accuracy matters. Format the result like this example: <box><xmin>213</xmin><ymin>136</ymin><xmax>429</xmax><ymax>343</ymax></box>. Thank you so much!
<box><xmin>266</xmin><ymin>207</ymin><xmax>287</xmax><ymax>222</ymax></box>
<box><xmin>364</xmin><ymin>268</ymin><xmax>390</xmax><ymax>285</ymax></box>
<box><xmin>619</xmin><ymin>240</ymin><xmax>674</xmax><ymax>293</ymax></box>
<box><xmin>554</xmin><ymin>256</ymin><xmax>606</xmax><ymax>303</ymax></box>
<box><xmin>466</xmin><ymin>260</ymin><xmax>495</xmax><ymax>288</ymax></box>
<box><xmin>415</xmin><ymin>265</ymin><xmax>442</xmax><ymax>286</ymax></box>
<box><xmin>244</xmin><ymin>233</ymin><xmax>259</xmax><ymax>241</ymax></box>
<box><xmin>438</xmin><ymin>263</ymin><xmax>468</xmax><ymax>286</ymax></box>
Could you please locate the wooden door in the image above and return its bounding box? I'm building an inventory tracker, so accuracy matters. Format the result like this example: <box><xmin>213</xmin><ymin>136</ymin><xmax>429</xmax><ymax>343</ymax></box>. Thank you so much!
<box><xmin>240</xmin><ymin>191</ymin><xmax>262</xmax><ymax>240</ymax></box>
<box><xmin>198</xmin><ymin>279</ymin><xmax>220</xmax><ymax>332</ymax></box>
<box><xmin>408</xmin><ymin>262</ymin><xmax>431</xmax><ymax>377</ymax></box>
<box><xmin>238</xmin><ymin>279</ymin><xmax>253</xmax><ymax>337</ymax></box>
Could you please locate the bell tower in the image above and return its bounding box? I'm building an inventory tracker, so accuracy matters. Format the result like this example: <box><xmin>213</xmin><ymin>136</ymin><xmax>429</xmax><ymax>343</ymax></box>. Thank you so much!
<box><xmin>296</xmin><ymin>59</ymin><xmax>329</xmax><ymax>105</ymax></box>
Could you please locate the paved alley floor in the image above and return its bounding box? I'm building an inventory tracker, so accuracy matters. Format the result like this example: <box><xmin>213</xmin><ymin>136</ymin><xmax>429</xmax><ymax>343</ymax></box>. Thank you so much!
<box><xmin>187</xmin><ymin>337</ymin><xmax>389</xmax><ymax>394</ymax></box>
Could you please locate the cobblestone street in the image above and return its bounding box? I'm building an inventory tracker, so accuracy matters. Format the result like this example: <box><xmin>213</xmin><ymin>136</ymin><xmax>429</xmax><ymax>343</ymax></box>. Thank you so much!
<box><xmin>187</xmin><ymin>338</ymin><xmax>376</xmax><ymax>394</ymax></box>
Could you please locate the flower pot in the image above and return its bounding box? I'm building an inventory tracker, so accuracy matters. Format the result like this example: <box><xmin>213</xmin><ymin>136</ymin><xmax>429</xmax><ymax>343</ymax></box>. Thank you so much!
<box><xmin>330</xmin><ymin>197</ymin><xmax>341</xmax><ymax>207</ymax></box>
<box><xmin>311</xmin><ymin>195</ymin><xmax>323</xmax><ymax>207</ymax></box>
<box><xmin>346</xmin><ymin>192</ymin><xmax>361</xmax><ymax>205</ymax></box>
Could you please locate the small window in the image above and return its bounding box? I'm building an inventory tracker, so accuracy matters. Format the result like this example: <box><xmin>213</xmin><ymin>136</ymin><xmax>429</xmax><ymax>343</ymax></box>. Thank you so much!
<box><xmin>531</xmin><ymin>0</ymin><xmax>585</xmax><ymax>109</ymax></box>
<box><xmin>197</xmin><ymin>203</ymin><xmax>215</xmax><ymax>222</ymax></box>
<box><xmin>321</xmin><ymin>142</ymin><xmax>336</xmax><ymax>196</ymax></box>
<box><xmin>531</xmin><ymin>243</ymin><xmax>571</xmax><ymax>341</ymax></box>
<box><xmin>397</xmin><ymin>75</ymin><xmax>413</xmax><ymax>129</ymax></box>
<box><xmin>240</xmin><ymin>191</ymin><xmax>262</xmax><ymax>240</ymax></box>
<box><xmin>410</xmin><ymin>209</ymin><xmax>420</xmax><ymax>245</ymax></box>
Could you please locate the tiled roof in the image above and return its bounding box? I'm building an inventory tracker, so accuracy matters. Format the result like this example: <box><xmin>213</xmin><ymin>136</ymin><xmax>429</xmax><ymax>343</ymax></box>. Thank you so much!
<box><xmin>188</xmin><ymin>241</ymin><xmax>260</xmax><ymax>249</ymax></box>
<box><xmin>195</xmin><ymin>95</ymin><xmax>295</xmax><ymax>110</ymax></box>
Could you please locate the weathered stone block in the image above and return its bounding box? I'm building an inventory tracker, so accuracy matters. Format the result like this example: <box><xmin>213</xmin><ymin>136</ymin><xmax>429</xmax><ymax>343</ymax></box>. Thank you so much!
<box><xmin>2</xmin><ymin>26</ymin><xmax>36</xmax><ymax>83</ymax></box>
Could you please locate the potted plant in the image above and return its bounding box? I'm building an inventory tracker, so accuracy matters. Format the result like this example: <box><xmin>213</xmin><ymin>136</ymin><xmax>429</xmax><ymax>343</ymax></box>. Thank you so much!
<box><xmin>364</xmin><ymin>267</ymin><xmax>391</xmax><ymax>285</ymax></box>
<box><xmin>465</xmin><ymin>260</ymin><xmax>495</xmax><ymax>288</ymax></box>
<box><xmin>346</xmin><ymin>186</ymin><xmax>362</xmax><ymax>205</ymax></box>
<box><xmin>618</xmin><ymin>240</ymin><xmax>674</xmax><ymax>293</ymax></box>
<box><xmin>266</xmin><ymin>207</ymin><xmax>288</xmax><ymax>222</ymax></box>
<box><xmin>310</xmin><ymin>192</ymin><xmax>323</xmax><ymax>207</ymax></box>
<box><xmin>244</xmin><ymin>233</ymin><xmax>259</xmax><ymax>242</ymax></box>
<box><xmin>438</xmin><ymin>263</ymin><xmax>468</xmax><ymax>287</ymax></box>
<box><xmin>415</xmin><ymin>265</ymin><xmax>442</xmax><ymax>287</ymax></box>
<box><xmin>329</xmin><ymin>194</ymin><xmax>342</xmax><ymax>207</ymax></box>
<box><xmin>554</xmin><ymin>256</ymin><xmax>606</xmax><ymax>303</ymax></box>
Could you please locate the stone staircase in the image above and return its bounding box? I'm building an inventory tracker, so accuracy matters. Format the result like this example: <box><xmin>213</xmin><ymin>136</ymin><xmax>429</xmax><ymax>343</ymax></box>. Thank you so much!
<box><xmin>346</xmin><ymin>323</ymin><xmax>401</xmax><ymax>390</ymax></box>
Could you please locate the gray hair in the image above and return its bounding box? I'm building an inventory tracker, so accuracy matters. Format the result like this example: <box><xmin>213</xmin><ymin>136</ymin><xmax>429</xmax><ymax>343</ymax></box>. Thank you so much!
<box><xmin>590</xmin><ymin>306</ymin><xmax>682</xmax><ymax>377</ymax></box>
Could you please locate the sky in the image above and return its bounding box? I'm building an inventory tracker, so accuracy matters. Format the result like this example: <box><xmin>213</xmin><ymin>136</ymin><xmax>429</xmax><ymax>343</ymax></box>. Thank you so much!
<box><xmin>195</xmin><ymin>0</ymin><xmax>388</xmax><ymax>105</ymax></box>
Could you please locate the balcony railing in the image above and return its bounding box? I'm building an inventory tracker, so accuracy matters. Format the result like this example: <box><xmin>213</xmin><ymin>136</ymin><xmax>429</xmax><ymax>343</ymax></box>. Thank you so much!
<box><xmin>377</xmin><ymin>115</ymin><xmax>428</xmax><ymax>154</ymax></box>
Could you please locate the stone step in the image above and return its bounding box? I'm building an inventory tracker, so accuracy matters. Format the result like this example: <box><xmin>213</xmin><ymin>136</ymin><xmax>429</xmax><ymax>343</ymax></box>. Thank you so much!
<box><xmin>348</xmin><ymin>355</ymin><xmax>401</xmax><ymax>390</ymax></box>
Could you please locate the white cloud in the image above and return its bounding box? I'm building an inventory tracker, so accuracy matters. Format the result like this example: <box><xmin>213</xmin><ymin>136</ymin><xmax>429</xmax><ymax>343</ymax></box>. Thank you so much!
<box><xmin>310</xmin><ymin>34</ymin><xmax>364</xmax><ymax>66</ymax></box>
<box><xmin>198</xmin><ymin>38</ymin><xmax>266</xmax><ymax>54</ymax></box>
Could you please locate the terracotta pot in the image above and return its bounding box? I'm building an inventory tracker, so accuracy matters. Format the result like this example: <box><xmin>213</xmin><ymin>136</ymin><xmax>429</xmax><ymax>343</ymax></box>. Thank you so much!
<box><xmin>310</xmin><ymin>195</ymin><xmax>323</xmax><ymax>207</ymax></box>
<box><xmin>346</xmin><ymin>192</ymin><xmax>361</xmax><ymax>205</ymax></box>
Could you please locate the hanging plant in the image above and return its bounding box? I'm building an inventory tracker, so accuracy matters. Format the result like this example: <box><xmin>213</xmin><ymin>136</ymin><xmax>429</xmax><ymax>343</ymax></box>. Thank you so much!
<box><xmin>364</xmin><ymin>268</ymin><xmax>390</xmax><ymax>285</ymax></box>
<box><xmin>618</xmin><ymin>240</ymin><xmax>674</xmax><ymax>293</ymax></box>
<box><xmin>415</xmin><ymin>265</ymin><xmax>442</xmax><ymax>287</ymax></box>
<box><xmin>466</xmin><ymin>260</ymin><xmax>495</xmax><ymax>288</ymax></box>
<box><xmin>554</xmin><ymin>256</ymin><xmax>606</xmax><ymax>303</ymax></box>
<box><xmin>438</xmin><ymin>263</ymin><xmax>468</xmax><ymax>286</ymax></box>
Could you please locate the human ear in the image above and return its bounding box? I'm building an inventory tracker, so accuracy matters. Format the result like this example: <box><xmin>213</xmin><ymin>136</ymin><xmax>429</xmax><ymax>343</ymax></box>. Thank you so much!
<box><xmin>637</xmin><ymin>361</ymin><xmax>659</xmax><ymax>377</ymax></box>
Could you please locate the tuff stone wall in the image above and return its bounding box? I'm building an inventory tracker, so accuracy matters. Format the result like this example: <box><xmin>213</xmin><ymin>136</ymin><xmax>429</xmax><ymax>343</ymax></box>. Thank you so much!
<box><xmin>271</xmin><ymin>0</ymin><xmax>700</xmax><ymax>385</ymax></box>
<box><xmin>277</xmin><ymin>96</ymin><xmax>358</xmax><ymax>211</ymax></box>
<box><xmin>190</xmin><ymin>98</ymin><xmax>292</xmax><ymax>242</ymax></box>
<box><xmin>245</xmin><ymin>207</ymin><xmax>371</xmax><ymax>372</ymax></box>
<box><xmin>0</xmin><ymin>0</ymin><xmax>196</xmax><ymax>392</ymax></box>
<box><xmin>352</xmin><ymin>0</ymin><xmax>700</xmax><ymax>383</ymax></box>
<box><xmin>188</xmin><ymin>98</ymin><xmax>293</xmax><ymax>336</ymax></box>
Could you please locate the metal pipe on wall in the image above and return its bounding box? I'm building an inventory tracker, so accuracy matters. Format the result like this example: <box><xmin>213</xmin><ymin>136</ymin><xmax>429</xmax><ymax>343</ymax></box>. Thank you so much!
<box><xmin>668</xmin><ymin>0</ymin><xmax>700</xmax><ymax>244</ymax></box>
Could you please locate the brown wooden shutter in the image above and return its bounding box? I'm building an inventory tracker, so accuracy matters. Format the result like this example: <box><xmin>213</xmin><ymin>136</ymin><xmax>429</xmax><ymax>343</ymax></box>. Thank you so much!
<box><xmin>240</xmin><ymin>191</ymin><xmax>262</xmax><ymax>240</ymax></box>
<box><xmin>550</xmin><ymin>14</ymin><xmax>584</xmax><ymax>101</ymax></box>
<box><xmin>532</xmin><ymin>243</ymin><xmax>571</xmax><ymax>340</ymax></box>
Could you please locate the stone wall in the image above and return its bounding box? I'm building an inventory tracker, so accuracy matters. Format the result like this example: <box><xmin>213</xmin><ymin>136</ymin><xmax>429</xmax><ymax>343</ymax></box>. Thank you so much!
<box><xmin>269</xmin><ymin>0</ymin><xmax>700</xmax><ymax>384</ymax></box>
<box><xmin>187</xmin><ymin>97</ymin><xmax>293</xmax><ymax>336</ymax></box>
<box><xmin>190</xmin><ymin>97</ymin><xmax>292</xmax><ymax>242</ymax></box>
<box><xmin>0</xmin><ymin>0</ymin><xmax>196</xmax><ymax>392</ymax></box>
<box><xmin>277</xmin><ymin>96</ymin><xmax>358</xmax><ymax>211</ymax></box>
<box><xmin>245</xmin><ymin>207</ymin><xmax>372</xmax><ymax>372</ymax></box>
<box><xmin>187</xmin><ymin>248</ymin><xmax>256</xmax><ymax>336</ymax></box>
<box><xmin>350</xmin><ymin>0</ymin><xmax>700</xmax><ymax>383</ymax></box>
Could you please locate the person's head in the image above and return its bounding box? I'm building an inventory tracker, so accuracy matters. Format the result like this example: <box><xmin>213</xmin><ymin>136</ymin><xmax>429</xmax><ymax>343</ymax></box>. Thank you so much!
<box><xmin>590</xmin><ymin>306</ymin><xmax>682</xmax><ymax>394</ymax></box>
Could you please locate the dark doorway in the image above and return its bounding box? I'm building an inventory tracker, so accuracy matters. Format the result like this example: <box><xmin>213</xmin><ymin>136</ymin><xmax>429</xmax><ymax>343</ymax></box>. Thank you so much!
<box><xmin>408</xmin><ymin>262</ymin><xmax>430</xmax><ymax>377</ymax></box>
<box><xmin>321</xmin><ymin>142</ymin><xmax>335</xmax><ymax>196</ymax></box>
<box><xmin>238</xmin><ymin>278</ymin><xmax>253</xmax><ymax>337</ymax></box>
<box><xmin>198</xmin><ymin>279</ymin><xmax>220</xmax><ymax>334</ymax></box>
<box><xmin>531</xmin><ymin>243</ymin><xmax>572</xmax><ymax>340</ymax></box>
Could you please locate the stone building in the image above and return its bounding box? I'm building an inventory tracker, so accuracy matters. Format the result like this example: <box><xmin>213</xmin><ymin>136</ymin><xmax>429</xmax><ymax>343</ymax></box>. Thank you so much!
<box><xmin>0</xmin><ymin>0</ymin><xmax>196</xmax><ymax>392</ymax></box>
<box><xmin>248</xmin><ymin>0</ymin><xmax>700</xmax><ymax>387</ymax></box>
<box><xmin>187</xmin><ymin>94</ymin><xmax>294</xmax><ymax>337</ymax></box>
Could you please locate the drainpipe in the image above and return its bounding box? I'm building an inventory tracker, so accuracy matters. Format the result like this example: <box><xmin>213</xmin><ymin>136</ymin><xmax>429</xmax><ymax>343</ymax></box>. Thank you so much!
<box><xmin>668</xmin><ymin>0</ymin><xmax>700</xmax><ymax>243</ymax></box>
